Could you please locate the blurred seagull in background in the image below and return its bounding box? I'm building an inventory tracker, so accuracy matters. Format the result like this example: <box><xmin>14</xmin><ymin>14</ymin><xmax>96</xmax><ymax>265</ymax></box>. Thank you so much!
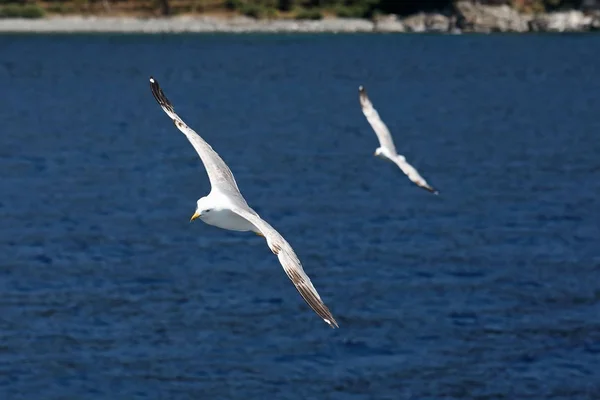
<box><xmin>359</xmin><ymin>85</ymin><xmax>438</xmax><ymax>195</ymax></box>
<box><xmin>149</xmin><ymin>77</ymin><xmax>338</xmax><ymax>328</ymax></box>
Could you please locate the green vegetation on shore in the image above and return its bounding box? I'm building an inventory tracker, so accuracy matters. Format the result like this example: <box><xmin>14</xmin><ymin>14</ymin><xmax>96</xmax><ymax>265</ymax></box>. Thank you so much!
<box><xmin>0</xmin><ymin>3</ymin><xmax>45</xmax><ymax>18</ymax></box>
<box><xmin>0</xmin><ymin>0</ymin><xmax>588</xmax><ymax>20</ymax></box>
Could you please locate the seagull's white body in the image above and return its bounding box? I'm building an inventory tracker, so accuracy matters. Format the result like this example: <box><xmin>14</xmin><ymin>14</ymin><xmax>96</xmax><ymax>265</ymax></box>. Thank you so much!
<box><xmin>199</xmin><ymin>202</ymin><xmax>256</xmax><ymax>232</ymax></box>
<box><xmin>149</xmin><ymin>77</ymin><xmax>338</xmax><ymax>328</ymax></box>
<box><xmin>359</xmin><ymin>86</ymin><xmax>438</xmax><ymax>195</ymax></box>
<box><xmin>196</xmin><ymin>191</ymin><xmax>257</xmax><ymax>232</ymax></box>
<box><xmin>374</xmin><ymin>146</ymin><xmax>397</xmax><ymax>163</ymax></box>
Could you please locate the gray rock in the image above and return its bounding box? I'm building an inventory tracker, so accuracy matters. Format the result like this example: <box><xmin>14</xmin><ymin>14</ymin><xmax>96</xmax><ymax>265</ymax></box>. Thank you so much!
<box><xmin>454</xmin><ymin>1</ymin><xmax>530</xmax><ymax>33</ymax></box>
<box><xmin>402</xmin><ymin>13</ymin><xmax>427</xmax><ymax>33</ymax></box>
<box><xmin>373</xmin><ymin>14</ymin><xmax>406</xmax><ymax>32</ymax></box>
<box><xmin>529</xmin><ymin>10</ymin><xmax>593</xmax><ymax>32</ymax></box>
<box><xmin>376</xmin><ymin>12</ymin><xmax>451</xmax><ymax>34</ymax></box>
<box><xmin>426</xmin><ymin>13</ymin><xmax>451</xmax><ymax>33</ymax></box>
<box><xmin>590</xmin><ymin>11</ymin><xmax>600</xmax><ymax>30</ymax></box>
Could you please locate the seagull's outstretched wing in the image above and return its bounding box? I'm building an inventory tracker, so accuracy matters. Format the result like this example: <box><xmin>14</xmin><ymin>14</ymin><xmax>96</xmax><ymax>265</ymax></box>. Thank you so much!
<box><xmin>359</xmin><ymin>85</ymin><xmax>397</xmax><ymax>154</ymax></box>
<box><xmin>391</xmin><ymin>156</ymin><xmax>438</xmax><ymax>194</ymax></box>
<box><xmin>149</xmin><ymin>77</ymin><xmax>245</xmax><ymax>201</ymax></box>
<box><xmin>232</xmin><ymin>207</ymin><xmax>339</xmax><ymax>329</ymax></box>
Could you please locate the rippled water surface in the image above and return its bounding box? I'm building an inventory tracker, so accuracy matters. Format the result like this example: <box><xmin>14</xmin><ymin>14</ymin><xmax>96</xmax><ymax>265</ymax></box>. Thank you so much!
<box><xmin>1</xmin><ymin>33</ymin><xmax>599</xmax><ymax>399</ymax></box>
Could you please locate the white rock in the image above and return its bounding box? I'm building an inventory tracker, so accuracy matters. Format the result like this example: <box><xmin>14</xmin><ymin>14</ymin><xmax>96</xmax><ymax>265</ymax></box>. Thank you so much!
<box><xmin>426</xmin><ymin>13</ymin><xmax>451</xmax><ymax>33</ymax></box>
<box><xmin>402</xmin><ymin>13</ymin><xmax>427</xmax><ymax>33</ymax></box>
<box><xmin>529</xmin><ymin>10</ymin><xmax>593</xmax><ymax>32</ymax></box>
<box><xmin>455</xmin><ymin>1</ymin><xmax>530</xmax><ymax>33</ymax></box>
<box><xmin>373</xmin><ymin>14</ymin><xmax>406</xmax><ymax>33</ymax></box>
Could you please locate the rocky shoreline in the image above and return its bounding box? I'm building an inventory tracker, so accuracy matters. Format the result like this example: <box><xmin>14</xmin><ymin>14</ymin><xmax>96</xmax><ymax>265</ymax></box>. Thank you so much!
<box><xmin>0</xmin><ymin>2</ymin><xmax>599</xmax><ymax>34</ymax></box>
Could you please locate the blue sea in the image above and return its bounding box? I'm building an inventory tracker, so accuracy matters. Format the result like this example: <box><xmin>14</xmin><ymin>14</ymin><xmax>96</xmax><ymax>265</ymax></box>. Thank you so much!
<box><xmin>1</xmin><ymin>33</ymin><xmax>599</xmax><ymax>399</ymax></box>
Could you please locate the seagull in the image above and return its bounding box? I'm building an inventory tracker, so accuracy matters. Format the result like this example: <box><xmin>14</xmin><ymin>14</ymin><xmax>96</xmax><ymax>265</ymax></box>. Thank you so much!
<box><xmin>149</xmin><ymin>77</ymin><xmax>338</xmax><ymax>328</ymax></box>
<box><xmin>359</xmin><ymin>86</ymin><xmax>438</xmax><ymax>195</ymax></box>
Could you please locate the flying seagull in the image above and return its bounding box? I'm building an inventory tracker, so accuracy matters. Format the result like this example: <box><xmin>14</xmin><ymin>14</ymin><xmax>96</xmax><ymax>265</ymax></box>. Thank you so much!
<box><xmin>149</xmin><ymin>77</ymin><xmax>338</xmax><ymax>328</ymax></box>
<box><xmin>359</xmin><ymin>86</ymin><xmax>438</xmax><ymax>195</ymax></box>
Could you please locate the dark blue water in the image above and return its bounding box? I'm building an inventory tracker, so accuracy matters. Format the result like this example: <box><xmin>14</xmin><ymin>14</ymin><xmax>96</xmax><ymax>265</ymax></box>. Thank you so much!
<box><xmin>1</xmin><ymin>34</ymin><xmax>599</xmax><ymax>399</ymax></box>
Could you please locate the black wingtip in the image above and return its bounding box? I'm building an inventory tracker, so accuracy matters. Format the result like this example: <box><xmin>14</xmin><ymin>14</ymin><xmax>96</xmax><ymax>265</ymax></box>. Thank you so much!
<box><xmin>358</xmin><ymin>86</ymin><xmax>368</xmax><ymax>108</ymax></box>
<box><xmin>148</xmin><ymin>76</ymin><xmax>175</xmax><ymax>113</ymax></box>
<box><xmin>327</xmin><ymin>319</ymin><xmax>340</xmax><ymax>329</ymax></box>
<box><xmin>149</xmin><ymin>76</ymin><xmax>160</xmax><ymax>99</ymax></box>
<box><xmin>149</xmin><ymin>76</ymin><xmax>160</xmax><ymax>95</ymax></box>
<box><xmin>425</xmin><ymin>186</ymin><xmax>439</xmax><ymax>195</ymax></box>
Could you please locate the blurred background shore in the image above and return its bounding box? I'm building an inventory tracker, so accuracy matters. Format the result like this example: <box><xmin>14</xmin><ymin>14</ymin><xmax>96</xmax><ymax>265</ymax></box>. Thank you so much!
<box><xmin>1</xmin><ymin>0</ymin><xmax>600</xmax><ymax>33</ymax></box>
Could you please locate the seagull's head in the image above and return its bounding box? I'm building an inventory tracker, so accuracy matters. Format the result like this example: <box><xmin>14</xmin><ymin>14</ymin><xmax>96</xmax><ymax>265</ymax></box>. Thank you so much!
<box><xmin>374</xmin><ymin>147</ymin><xmax>385</xmax><ymax>158</ymax></box>
<box><xmin>190</xmin><ymin>197</ymin><xmax>212</xmax><ymax>222</ymax></box>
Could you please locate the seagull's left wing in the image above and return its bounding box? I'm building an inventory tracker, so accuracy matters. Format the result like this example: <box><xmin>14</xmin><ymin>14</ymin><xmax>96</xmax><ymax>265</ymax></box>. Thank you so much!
<box><xmin>231</xmin><ymin>206</ymin><xmax>339</xmax><ymax>329</ymax></box>
<box><xmin>392</xmin><ymin>155</ymin><xmax>438</xmax><ymax>194</ymax></box>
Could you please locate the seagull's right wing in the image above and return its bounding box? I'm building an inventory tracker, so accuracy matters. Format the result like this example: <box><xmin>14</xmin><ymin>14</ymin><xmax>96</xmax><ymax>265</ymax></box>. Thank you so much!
<box><xmin>392</xmin><ymin>155</ymin><xmax>438</xmax><ymax>194</ymax></box>
<box><xmin>232</xmin><ymin>206</ymin><xmax>339</xmax><ymax>329</ymax></box>
<box><xmin>359</xmin><ymin>86</ymin><xmax>397</xmax><ymax>154</ymax></box>
<box><xmin>149</xmin><ymin>77</ymin><xmax>244</xmax><ymax>199</ymax></box>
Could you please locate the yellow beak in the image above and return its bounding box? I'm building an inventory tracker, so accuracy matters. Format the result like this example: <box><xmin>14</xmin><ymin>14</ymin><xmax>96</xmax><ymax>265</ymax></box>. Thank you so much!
<box><xmin>190</xmin><ymin>211</ymin><xmax>201</xmax><ymax>222</ymax></box>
